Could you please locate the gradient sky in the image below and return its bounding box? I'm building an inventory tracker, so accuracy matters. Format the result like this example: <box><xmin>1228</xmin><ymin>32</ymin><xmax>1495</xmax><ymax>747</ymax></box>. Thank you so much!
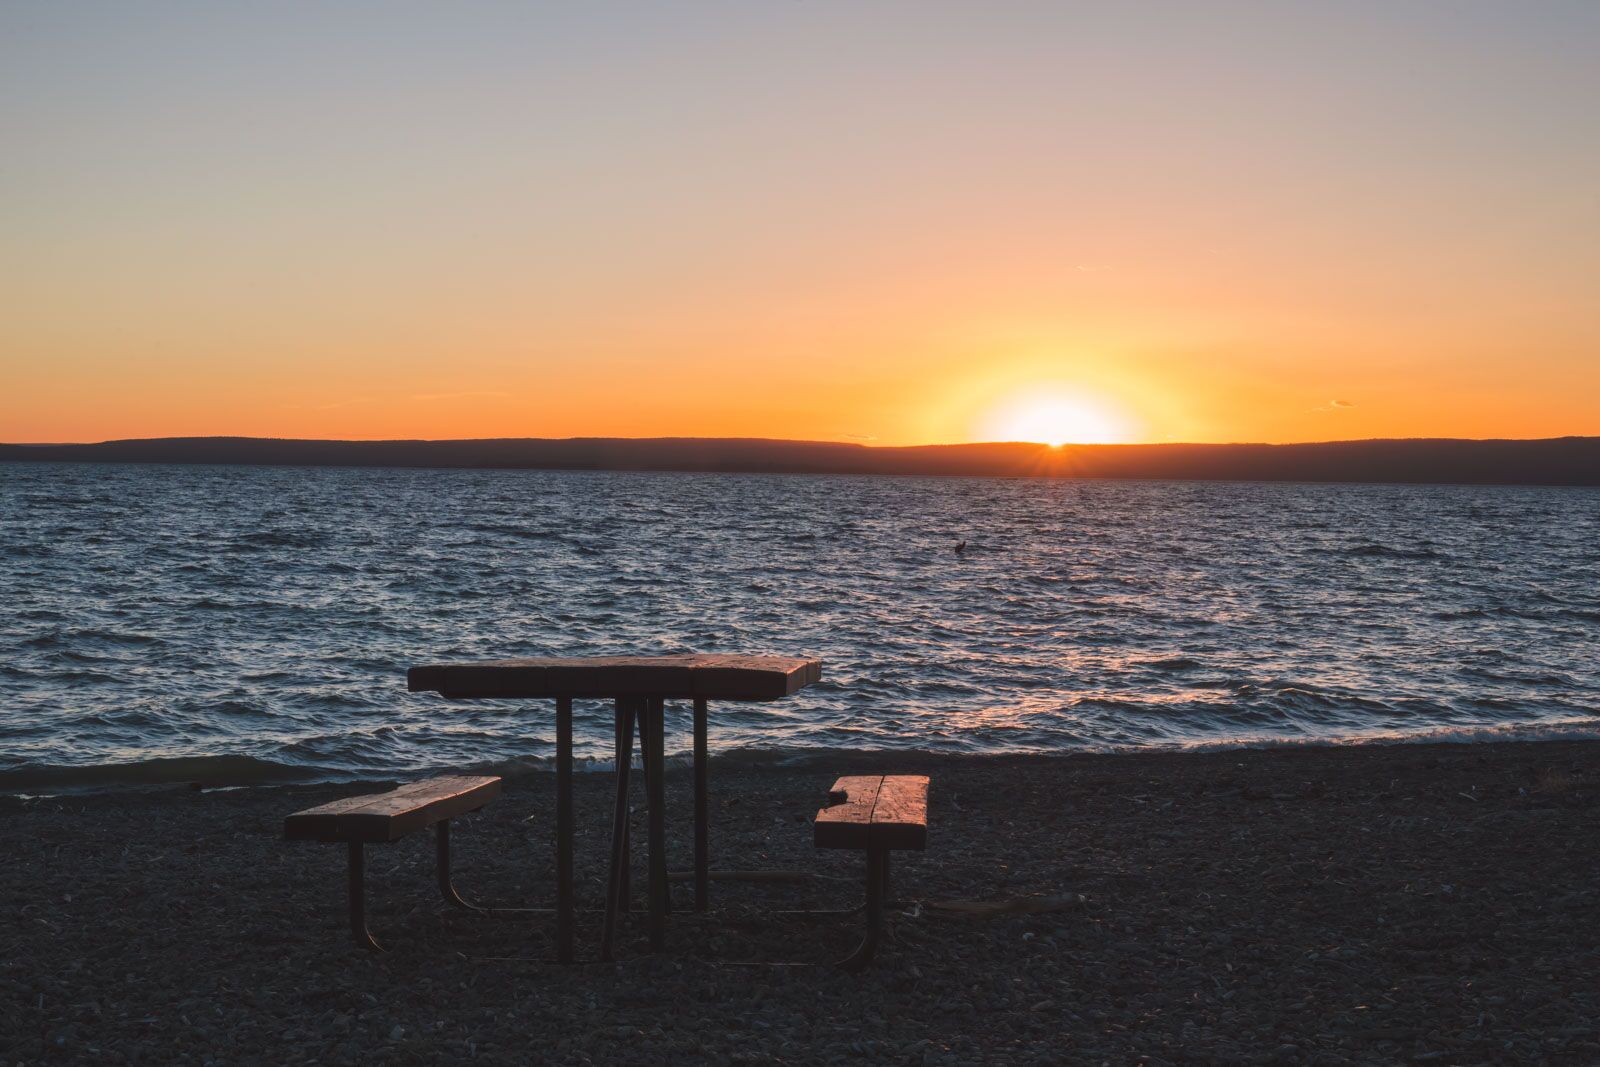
<box><xmin>3</xmin><ymin>2</ymin><xmax>1597</xmax><ymax>445</ymax></box>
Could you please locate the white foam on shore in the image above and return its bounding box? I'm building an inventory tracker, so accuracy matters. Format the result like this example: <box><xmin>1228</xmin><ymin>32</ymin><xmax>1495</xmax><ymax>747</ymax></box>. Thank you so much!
<box><xmin>8</xmin><ymin>717</ymin><xmax>1599</xmax><ymax>796</ymax></box>
<box><xmin>1168</xmin><ymin>716</ymin><xmax>1600</xmax><ymax>754</ymax></box>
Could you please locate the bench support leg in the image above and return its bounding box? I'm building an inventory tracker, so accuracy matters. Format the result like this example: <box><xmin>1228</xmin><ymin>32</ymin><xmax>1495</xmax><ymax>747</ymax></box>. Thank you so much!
<box><xmin>435</xmin><ymin>819</ymin><xmax>481</xmax><ymax>911</ymax></box>
<box><xmin>836</xmin><ymin>846</ymin><xmax>888</xmax><ymax>971</ymax></box>
<box><xmin>348</xmin><ymin>842</ymin><xmax>381</xmax><ymax>952</ymax></box>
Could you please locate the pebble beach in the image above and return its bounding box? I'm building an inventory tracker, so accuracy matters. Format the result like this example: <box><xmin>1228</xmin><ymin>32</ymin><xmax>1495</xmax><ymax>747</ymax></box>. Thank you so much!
<box><xmin>4</xmin><ymin>738</ymin><xmax>1598</xmax><ymax>1065</ymax></box>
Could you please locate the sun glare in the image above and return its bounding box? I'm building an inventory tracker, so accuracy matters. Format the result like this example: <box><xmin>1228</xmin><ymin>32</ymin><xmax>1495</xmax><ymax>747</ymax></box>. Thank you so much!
<box><xmin>983</xmin><ymin>390</ymin><xmax>1130</xmax><ymax>446</ymax></box>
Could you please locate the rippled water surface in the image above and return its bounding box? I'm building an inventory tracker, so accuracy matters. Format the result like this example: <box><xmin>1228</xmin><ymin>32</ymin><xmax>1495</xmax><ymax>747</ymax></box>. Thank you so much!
<box><xmin>2</xmin><ymin>462</ymin><xmax>1598</xmax><ymax>787</ymax></box>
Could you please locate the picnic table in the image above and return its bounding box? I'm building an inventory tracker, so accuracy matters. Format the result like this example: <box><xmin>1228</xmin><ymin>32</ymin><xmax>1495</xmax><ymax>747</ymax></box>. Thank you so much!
<box><xmin>406</xmin><ymin>654</ymin><xmax>823</xmax><ymax>962</ymax></box>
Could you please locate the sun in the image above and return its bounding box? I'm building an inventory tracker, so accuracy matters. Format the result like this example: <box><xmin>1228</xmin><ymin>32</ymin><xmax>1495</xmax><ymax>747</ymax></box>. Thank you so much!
<box><xmin>982</xmin><ymin>388</ymin><xmax>1131</xmax><ymax>446</ymax></box>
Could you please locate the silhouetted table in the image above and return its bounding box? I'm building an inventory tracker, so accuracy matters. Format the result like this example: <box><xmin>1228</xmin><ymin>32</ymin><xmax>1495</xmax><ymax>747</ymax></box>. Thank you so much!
<box><xmin>406</xmin><ymin>654</ymin><xmax>822</xmax><ymax>962</ymax></box>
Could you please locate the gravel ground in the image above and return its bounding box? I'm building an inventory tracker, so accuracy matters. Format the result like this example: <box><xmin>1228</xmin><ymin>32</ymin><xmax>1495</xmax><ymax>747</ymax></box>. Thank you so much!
<box><xmin>3</xmin><ymin>739</ymin><xmax>1599</xmax><ymax>1066</ymax></box>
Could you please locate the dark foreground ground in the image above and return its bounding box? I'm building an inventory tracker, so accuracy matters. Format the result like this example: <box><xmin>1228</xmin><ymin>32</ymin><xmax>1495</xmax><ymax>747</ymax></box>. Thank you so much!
<box><xmin>3</xmin><ymin>739</ymin><xmax>1598</xmax><ymax>1066</ymax></box>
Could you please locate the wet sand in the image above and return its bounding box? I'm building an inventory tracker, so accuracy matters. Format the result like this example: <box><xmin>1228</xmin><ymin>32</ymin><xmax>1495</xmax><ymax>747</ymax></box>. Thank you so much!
<box><xmin>3</xmin><ymin>739</ymin><xmax>1598</xmax><ymax>1066</ymax></box>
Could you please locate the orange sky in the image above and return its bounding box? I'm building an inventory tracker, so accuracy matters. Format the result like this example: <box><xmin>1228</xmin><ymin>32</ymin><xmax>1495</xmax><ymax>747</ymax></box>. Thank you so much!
<box><xmin>3</xmin><ymin>4</ymin><xmax>1597</xmax><ymax>446</ymax></box>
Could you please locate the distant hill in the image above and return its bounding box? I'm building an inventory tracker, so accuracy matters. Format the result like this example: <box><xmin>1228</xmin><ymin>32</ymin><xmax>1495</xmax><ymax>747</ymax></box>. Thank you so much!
<box><xmin>2</xmin><ymin>435</ymin><xmax>1597</xmax><ymax>486</ymax></box>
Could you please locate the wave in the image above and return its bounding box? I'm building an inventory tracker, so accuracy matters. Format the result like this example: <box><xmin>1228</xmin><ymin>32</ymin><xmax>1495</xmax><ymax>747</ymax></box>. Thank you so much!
<box><xmin>1326</xmin><ymin>542</ymin><xmax>1442</xmax><ymax>560</ymax></box>
<box><xmin>0</xmin><ymin>754</ymin><xmax>336</xmax><ymax>792</ymax></box>
<box><xmin>22</xmin><ymin>627</ymin><xmax>164</xmax><ymax>648</ymax></box>
<box><xmin>699</xmin><ymin>721</ymin><xmax>1600</xmax><ymax>766</ymax></box>
<box><xmin>1</xmin><ymin>542</ymin><xmax>55</xmax><ymax>558</ymax></box>
<box><xmin>229</xmin><ymin>530</ymin><xmax>329</xmax><ymax>550</ymax></box>
<box><xmin>12</xmin><ymin>715</ymin><xmax>1600</xmax><ymax>796</ymax></box>
<box><xmin>1436</xmin><ymin>604</ymin><xmax>1550</xmax><ymax>620</ymax></box>
<box><xmin>1141</xmin><ymin>656</ymin><xmax>1203</xmax><ymax>672</ymax></box>
<box><xmin>462</xmin><ymin>522</ymin><xmax>564</xmax><ymax>541</ymax></box>
<box><xmin>1171</xmin><ymin>716</ymin><xmax>1600</xmax><ymax>753</ymax></box>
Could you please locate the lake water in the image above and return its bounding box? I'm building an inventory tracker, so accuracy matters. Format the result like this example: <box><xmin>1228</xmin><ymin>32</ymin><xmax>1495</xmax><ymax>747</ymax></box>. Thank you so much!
<box><xmin>2</xmin><ymin>461</ymin><xmax>1598</xmax><ymax>790</ymax></box>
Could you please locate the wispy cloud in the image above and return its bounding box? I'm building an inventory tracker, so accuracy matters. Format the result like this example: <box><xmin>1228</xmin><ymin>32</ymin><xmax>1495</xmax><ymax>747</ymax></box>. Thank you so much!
<box><xmin>314</xmin><ymin>395</ymin><xmax>381</xmax><ymax>412</ymax></box>
<box><xmin>301</xmin><ymin>390</ymin><xmax>513</xmax><ymax>412</ymax></box>
<box><xmin>1312</xmin><ymin>399</ymin><xmax>1356</xmax><ymax>413</ymax></box>
<box><xmin>411</xmin><ymin>390</ymin><xmax>513</xmax><ymax>402</ymax></box>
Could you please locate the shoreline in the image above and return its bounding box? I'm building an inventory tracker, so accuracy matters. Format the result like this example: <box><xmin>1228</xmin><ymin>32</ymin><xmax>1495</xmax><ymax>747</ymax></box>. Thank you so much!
<box><xmin>9</xmin><ymin>721</ymin><xmax>1600</xmax><ymax>797</ymax></box>
<box><xmin>5</xmin><ymin>737</ymin><xmax>1598</xmax><ymax>1064</ymax></box>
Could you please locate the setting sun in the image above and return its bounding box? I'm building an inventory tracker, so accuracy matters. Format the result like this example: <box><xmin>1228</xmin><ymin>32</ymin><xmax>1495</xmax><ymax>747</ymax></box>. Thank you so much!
<box><xmin>982</xmin><ymin>389</ymin><xmax>1132</xmax><ymax>446</ymax></box>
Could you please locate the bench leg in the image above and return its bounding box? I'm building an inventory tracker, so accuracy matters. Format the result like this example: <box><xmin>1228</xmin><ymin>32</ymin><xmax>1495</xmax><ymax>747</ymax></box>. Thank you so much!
<box><xmin>435</xmin><ymin>819</ymin><xmax>482</xmax><ymax>911</ymax></box>
<box><xmin>836</xmin><ymin>846</ymin><xmax>888</xmax><ymax>971</ymax></box>
<box><xmin>348</xmin><ymin>842</ymin><xmax>382</xmax><ymax>952</ymax></box>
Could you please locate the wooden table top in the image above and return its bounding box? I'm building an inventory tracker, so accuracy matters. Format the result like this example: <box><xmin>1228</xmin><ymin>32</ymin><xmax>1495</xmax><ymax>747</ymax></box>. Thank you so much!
<box><xmin>407</xmin><ymin>654</ymin><xmax>822</xmax><ymax>702</ymax></box>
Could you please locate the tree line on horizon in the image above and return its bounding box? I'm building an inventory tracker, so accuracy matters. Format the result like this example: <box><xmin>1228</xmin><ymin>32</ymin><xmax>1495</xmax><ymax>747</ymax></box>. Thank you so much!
<box><xmin>2</xmin><ymin>435</ymin><xmax>1597</xmax><ymax>486</ymax></box>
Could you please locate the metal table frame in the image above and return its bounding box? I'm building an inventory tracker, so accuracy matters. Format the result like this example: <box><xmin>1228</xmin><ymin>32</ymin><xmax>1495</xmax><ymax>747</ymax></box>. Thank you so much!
<box><xmin>407</xmin><ymin>655</ymin><xmax>818</xmax><ymax>963</ymax></box>
<box><xmin>597</xmin><ymin>694</ymin><xmax>712</xmax><ymax>960</ymax></box>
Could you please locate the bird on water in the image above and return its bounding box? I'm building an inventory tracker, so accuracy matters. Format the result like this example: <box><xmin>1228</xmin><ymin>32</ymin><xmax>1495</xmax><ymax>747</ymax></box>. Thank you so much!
<box><xmin>955</xmin><ymin>540</ymin><xmax>967</xmax><ymax>556</ymax></box>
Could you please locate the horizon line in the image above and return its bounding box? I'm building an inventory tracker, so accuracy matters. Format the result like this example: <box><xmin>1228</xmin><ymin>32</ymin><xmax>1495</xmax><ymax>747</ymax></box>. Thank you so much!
<box><xmin>6</xmin><ymin>432</ymin><xmax>1598</xmax><ymax>449</ymax></box>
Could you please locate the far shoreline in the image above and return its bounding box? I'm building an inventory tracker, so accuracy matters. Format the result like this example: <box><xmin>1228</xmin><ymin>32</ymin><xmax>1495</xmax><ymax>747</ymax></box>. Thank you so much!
<box><xmin>4</xmin><ymin>433</ymin><xmax>1599</xmax><ymax>486</ymax></box>
<box><xmin>9</xmin><ymin>453</ymin><xmax>1600</xmax><ymax>493</ymax></box>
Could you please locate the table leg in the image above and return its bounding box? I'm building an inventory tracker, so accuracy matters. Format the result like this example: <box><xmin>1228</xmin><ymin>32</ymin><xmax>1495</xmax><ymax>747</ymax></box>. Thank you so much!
<box><xmin>693</xmin><ymin>697</ymin><xmax>708</xmax><ymax>911</ymax></box>
<box><xmin>637</xmin><ymin>702</ymin><xmax>652</xmax><ymax>804</ymax></box>
<box><xmin>555</xmin><ymin>696</ymin><xmax>574</xmax><ymax>964</ymax></box>
<box><xmin>601</xmin><ymin>698</ymin><xmax>639</xmax><ymax>962</ymax></box>
<box><xmin>641</xmin><ymin>699</ymin><xmax>671</xmax><ymax>918</ymax></box>
<box><xmin>615</xmin><ymin>699</ymin><xmax>631</xmax><ymax>913</ymax></box>
<box><xmin>645</xmin><ymin>695</ymin><xmax>668</xmax><ymax>951</ymax></box>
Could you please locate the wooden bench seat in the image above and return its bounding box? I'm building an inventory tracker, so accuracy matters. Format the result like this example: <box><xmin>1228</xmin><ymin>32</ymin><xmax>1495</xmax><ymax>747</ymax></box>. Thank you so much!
<box><xmin>815</xmin><ymin>775</ymin><xmax>929</xmax><ymax>852</ymax></box>
<box><xmin>285</xmin><ymin>775</ymin><xmax>501</xmax><ymax>842</ymax></box>
<box><xmin>285</xmin><ymin>775</ymin><xmax>502</xmax><ymax>950</ymax></box>
<box><xmin>814</xmin><ymin>774</ymin><xmax>930</xmax><ymax>969</ymax></box>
